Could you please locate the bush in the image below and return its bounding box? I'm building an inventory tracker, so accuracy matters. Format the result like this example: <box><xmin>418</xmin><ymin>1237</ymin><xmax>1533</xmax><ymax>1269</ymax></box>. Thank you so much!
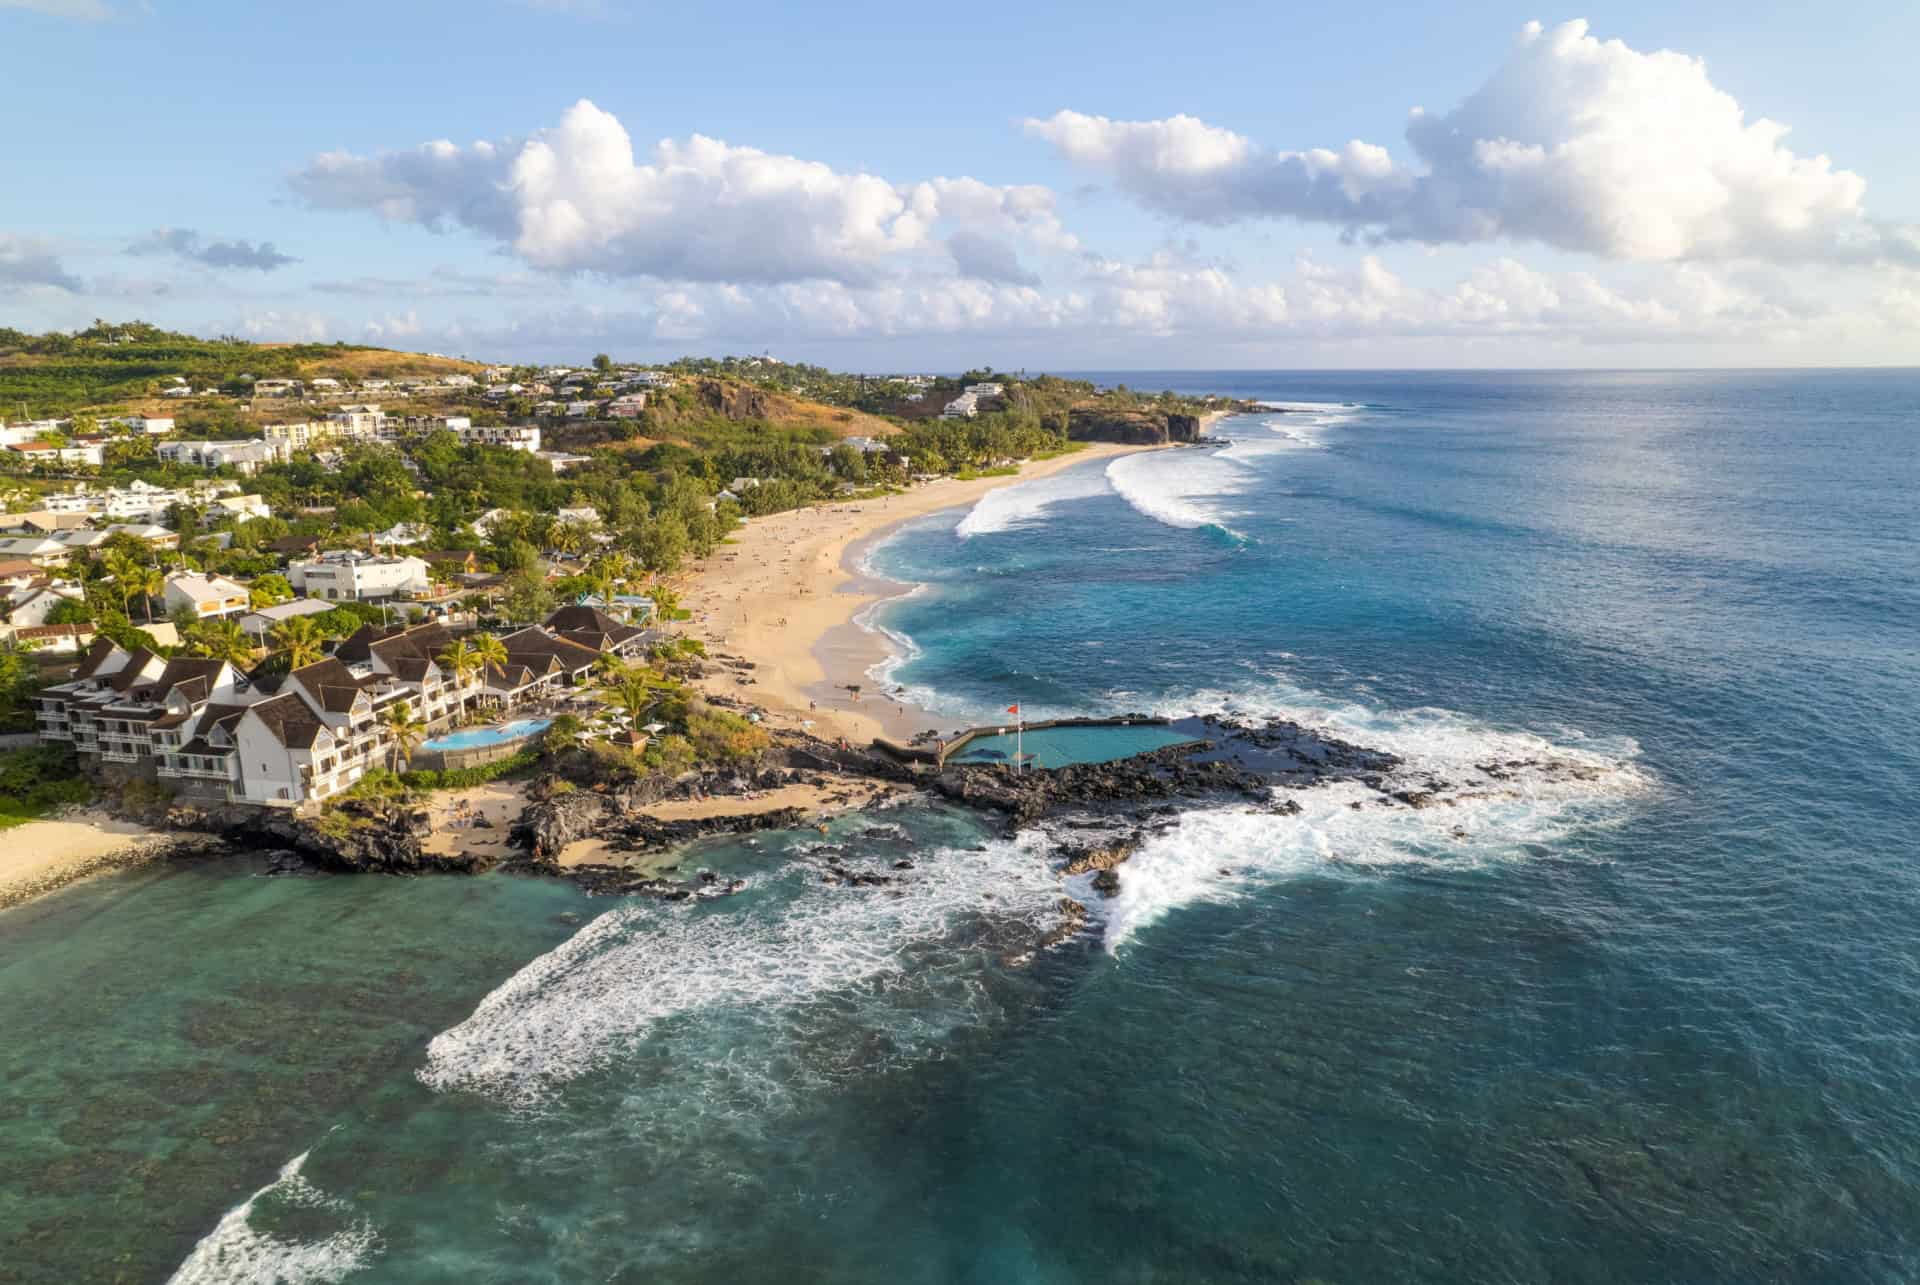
<box><xmin>399</xmin><ymin>746</ymin><xmax>541</xmax><ymax>792</ymax></box>
<box><xmin>685</xmin><ymin>703</ymin><xmax>770</xmax><ymax>765</ymax></box>
<box><xmin>0</xmin><ymin>745</ymin><xmax>95</xmax><ymax>827</ymax></box>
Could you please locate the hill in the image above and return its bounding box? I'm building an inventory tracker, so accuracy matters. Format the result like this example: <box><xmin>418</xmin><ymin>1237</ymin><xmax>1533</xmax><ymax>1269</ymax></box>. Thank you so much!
<box><xmin>0</xmin><ymin>322</ymin><xmax>480</xmax><ymax>418</ymax></box>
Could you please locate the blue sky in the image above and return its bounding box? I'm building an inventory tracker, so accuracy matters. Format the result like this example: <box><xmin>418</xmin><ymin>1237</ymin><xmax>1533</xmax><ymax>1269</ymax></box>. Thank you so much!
<box><xmin>3</xmin><ymin>0</ymin><xmax>1916</xmax><ymax>368</ymax></box>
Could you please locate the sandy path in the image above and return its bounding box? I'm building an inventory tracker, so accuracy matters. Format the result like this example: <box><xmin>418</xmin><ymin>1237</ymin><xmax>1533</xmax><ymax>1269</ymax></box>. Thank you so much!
<box><xmin>680</xmin><ymin>442</ymin><xmax>1160</xmax><ymax>747</ymax></box>
<box><xmin>0</xmin><ymin>811</ymin><xmax>171</xmax><ymax>911</ymax></box>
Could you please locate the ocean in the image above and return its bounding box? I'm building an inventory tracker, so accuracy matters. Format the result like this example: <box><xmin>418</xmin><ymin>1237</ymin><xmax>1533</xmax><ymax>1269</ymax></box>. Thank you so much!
<box><xmin>3</xmin><ymin>369</ymin><xmax>1917</xmax><ymax>1282</ymax></box>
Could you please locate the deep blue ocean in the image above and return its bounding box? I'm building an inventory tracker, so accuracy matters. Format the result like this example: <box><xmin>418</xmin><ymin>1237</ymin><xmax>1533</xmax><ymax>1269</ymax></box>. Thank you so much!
<box><xmin>3</xmin><ymin>370</ymin><xmax>1917</xmax><ymax>1282</ymax></box>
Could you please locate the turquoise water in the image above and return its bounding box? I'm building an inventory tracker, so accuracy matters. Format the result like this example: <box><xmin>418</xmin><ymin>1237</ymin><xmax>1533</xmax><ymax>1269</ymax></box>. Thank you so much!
<box><xmin>417</xmin><ymin>718</ymin><xmax>552</xmax><ymax>752</ymax></box>
<box><xmin>4</xmin><ymin>371</ymin><xmax>1919</xmax><ymax>1281</ymax></box>
<box><xmin>947</xmin><ymin>722</ymin><xmax>1196</xmax><ymax>767</ymax></box>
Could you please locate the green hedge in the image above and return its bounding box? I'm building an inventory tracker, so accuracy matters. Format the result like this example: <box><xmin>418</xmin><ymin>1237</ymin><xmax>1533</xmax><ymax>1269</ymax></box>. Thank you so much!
<box><xmin>400</xmin><ymin>747</ymin><xmax>541</xmax><ymax>792</ymax></box>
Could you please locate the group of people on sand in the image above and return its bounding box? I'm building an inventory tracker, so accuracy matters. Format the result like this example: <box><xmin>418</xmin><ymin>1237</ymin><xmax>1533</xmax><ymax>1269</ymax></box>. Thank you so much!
<box><xmin>442</xmin><ymin>797</ymin><xmax>493</xmax><ymax>831</ymax></box>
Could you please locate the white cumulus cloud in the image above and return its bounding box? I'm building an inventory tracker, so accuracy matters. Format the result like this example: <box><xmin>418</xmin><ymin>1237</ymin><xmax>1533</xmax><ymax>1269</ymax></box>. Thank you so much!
<box><xmin>292</xmin><ymin>99</ymin><xmax>1075</xmax><ymax>287</ymax></box>
<box><xmin>1027</xmin><ymin>19</ymin><xmax>1916</xmax><ymax>266</ymax></box>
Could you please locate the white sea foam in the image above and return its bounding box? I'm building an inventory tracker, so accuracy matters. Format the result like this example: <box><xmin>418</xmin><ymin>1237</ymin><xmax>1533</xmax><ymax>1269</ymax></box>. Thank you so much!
<box><xmin>1105</xmin><ymin>450</ymin><xmax>1252</xmax><ymax>537</ymax></box>
<box><xmin>168</xmin><ymin>1150</ymin><xmax>380</xmax><ymax>1285</ymax></box>
<box><xmin>853</xmin><ymin>580</ymin><xmax>928</xmax><ymax>691</ymax></box>
<box><xmin>419</xmin><ymin>830</ymin><xmax>1070</xmax><ymax>1107</ymax></box>
<box><xmin>1082</xmin><ymin>677</ymin><xmax>1651</xmax><ymax>951</ymax></box>
<box><xmin>955</xmin><ymin>467</ymin><xmax>1112</xmax><ymax>538</ymax></box>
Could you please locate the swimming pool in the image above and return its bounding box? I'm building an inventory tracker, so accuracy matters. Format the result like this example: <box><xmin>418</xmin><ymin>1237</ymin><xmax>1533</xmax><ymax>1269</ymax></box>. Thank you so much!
<box><xmin>418</xmin><ymin>718</ymin><xmax>553</xmax><ymax>753</ymax></box>
<box><xmin>947</xmin><ymin>723</ymin><xmax>1199</xmax><ymax>769</ymax></box>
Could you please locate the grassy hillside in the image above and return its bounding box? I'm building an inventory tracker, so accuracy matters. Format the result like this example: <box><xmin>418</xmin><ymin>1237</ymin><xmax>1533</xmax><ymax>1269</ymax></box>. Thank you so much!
<box><xmin>0</xmin><ymin>321</ymin><xmax>479</xmax><ymax>418</ymax></box>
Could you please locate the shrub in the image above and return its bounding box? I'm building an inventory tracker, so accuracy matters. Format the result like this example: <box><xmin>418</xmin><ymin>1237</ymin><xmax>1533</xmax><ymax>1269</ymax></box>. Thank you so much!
<box><xmin>0</xmin><ymin>745</ymin><xmax>95</xmax><ymax>827</ymax></box>
<box><xmin>685</xmin><ymin>703</ymin><xmax>770</xmax><ymax>765</ymax></box>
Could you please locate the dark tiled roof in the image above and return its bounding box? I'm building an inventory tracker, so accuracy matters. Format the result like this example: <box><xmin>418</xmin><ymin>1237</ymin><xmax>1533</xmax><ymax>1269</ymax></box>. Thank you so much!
<box><xmin>545</xmin><ymin>604</ymin><xmax>625</xmax><ymax>634</ymax></box>
<box><xmin>288</xmin><ymin>657</ymin><xmax>368</xmax><ymax>713</ymax></box>
<box><xmin>246</xmin><ymin>693</ymin><xmax>327</xmax><ymax>750</ymax></box>
<box><xmin>72</xmin><ymin>638</ymin><xmax>121</xmax><ymax>680</ymax></box>
<box><xmin>108</xmin><ymin>649</ymin><xmax>159</xmax><ymax>692</ymax></box>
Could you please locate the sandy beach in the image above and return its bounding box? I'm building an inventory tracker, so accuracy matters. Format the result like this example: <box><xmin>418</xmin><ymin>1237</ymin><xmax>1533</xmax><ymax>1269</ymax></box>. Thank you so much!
<box><xmin>0</xmin><ymin>810</ymin><xmax>172</xmax><ymax>911</ymax></box>
<box><xmin>680</xmin><ymin>441</ymin><xmax>1165</xmax><ymax>747</ymax></box>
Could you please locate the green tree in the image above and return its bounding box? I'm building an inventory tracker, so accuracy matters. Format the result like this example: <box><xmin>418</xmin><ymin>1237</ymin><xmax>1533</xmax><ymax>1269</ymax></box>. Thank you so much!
<box><xmin>272</xmin><ymin>614</ymin><xmax>325</xmax><ymax>668</ymax></box>
<box><xmin>500</xmin><ymin>571</ymin><xmax>554</xmax><ymax>624</ymax></box>
<box><xmin>438</xmin><ymin>639</ymin><xmax>480</xmax><ymax>716</ymax></box>
<box><xmin>249</xmin><ymin>572</ymin><xmax>294</xmax><ymax>608</ymax></box>
<box><xmin>381</xmin><ymin>699</ymin><xmax>426</xmax><ymax>773</ymax></box>
<box><xmin>183</xmin><ymin>618</ymin><xmax>253</xmax><ymax>666</ymax></box>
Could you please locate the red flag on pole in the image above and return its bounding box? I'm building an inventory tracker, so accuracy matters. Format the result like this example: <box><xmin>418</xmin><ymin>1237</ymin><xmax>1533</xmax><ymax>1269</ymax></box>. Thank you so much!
<box><xmin>1007</xmin><ymin>704</ymin><xmax>1019</xmax><ymax>715</ymax></box>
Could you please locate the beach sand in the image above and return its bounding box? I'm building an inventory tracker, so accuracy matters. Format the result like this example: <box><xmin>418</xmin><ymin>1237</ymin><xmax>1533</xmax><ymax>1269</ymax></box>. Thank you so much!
<box><xmin>680</xmin><ymin>441</ymin><xmax>1162</xmax><ymax>747</ymax></box>
<box><xmin>0</xmin><ymin>810</ymin><xmax>171</xmax><ymax>911</ymax></box>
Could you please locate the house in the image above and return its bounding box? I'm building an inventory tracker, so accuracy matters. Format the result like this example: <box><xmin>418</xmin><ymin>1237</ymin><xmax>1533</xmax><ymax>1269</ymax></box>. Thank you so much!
<box><xmin>158</xmin><ymin>439</ymin><xmax>284</xmax><ymax>475</ymax></box>
<box><xmin>0</xmin><ymin>510</ymin><xmax>90</xmax><ymax>535</ymax></box>
<box><xmin>555</xmin><ymin>505</ymin><xmax>600</xmax><ymax>527</ymax></box>
<box><xmin>457</xmin><ymin>424</ymin><xmax>540</xmax><ymax>452</ymax></box>
<box><xmin>8</xmin><ymin>440</ymin><xmax>105</xmax><ymax>468</ymax></box>
<box><xmin>288</xmin><ymin>550</ymin><xmax>432</xmax><ymax>602</ymax></box>
<box><xmin>163</xmin><ymin>571</ymin><xmax>251</xmax><ymax>620</ymax></box>
<box><xmin>564</xmin><ymin>400</ymin><xmax>598</xmax><ymax>419</ymax></box>
<box><xmin>471</xmin><ymin>508</ymin><xmax>516</xmax><ymax>538</ymax></box>
<box><xmin>374</xmin><ymin>522</ymin><xmax>432</xmax><ymax>548</ymax></box>
<box><xmin>309</xmin><ymin>378</ymin><xmax>342</xmax><ymax>392</ymax></box>
<box><xmin>9</xmin><ymin>622</ymin><xmax>99</xmax><ymax>654</ymax></box>
<box><xmin>544</xmin><ymin>604</ymin><xmax>649</xmax><ymax>658</ymax></box>
<box><xmin>607</xmin><ymin>394</ymin><xmax>648</xmax><ymax>418</ymax></box>
<box><xmin>251</xmin><ymin>379</ymin><xmax>301</xmax><ymax>398</ymax></box>
<box><xmin>964</xmin><ymin>382</ymin><xmax>1005</xmax><ymax>399</ymax></box>
<box><xmin>6</xmin><ymin>583</ymin><xmax>84</xmax><ymax>626</ymax></box>
<box><xmin>213</xmin><ymin>494</ymin><xmax>273</xmax><ymax>522</ymax></box>
<box><xmin>160</xmin><ymin>385</ymin><xmax>195</xmax><ymax>399</ymax></box>
<box><xmin>537</xmin><ymin>451</ymin><xmax>591</xmax><ymax>473</ymax></box>
<box><xmin>268</xmin><ymin>533</ymin><xmax>323</xmax><ymax>561</ymax></box>
<box><xmin>421</xmin><ymin>549</ymin><xmax>480</xmax><ymax>578</ymax></box>
<box><xmin>110</xmin><ymin>415</ymin><xmax>174</xmax><ymax>435</ymax></box>
<box><xmin>942</xmin><ymin>392</ymin><xmax>979</xmax><ymax>419</ymax></box>
<box><xmin>0</xmin><ymin>536</ymin><xmax>74</xmax><ymax>567</ymax></box>
<box><xmin>238</xmin><ymin>597</ymin><xmax>335</xmax><ymax>642</ymax></box>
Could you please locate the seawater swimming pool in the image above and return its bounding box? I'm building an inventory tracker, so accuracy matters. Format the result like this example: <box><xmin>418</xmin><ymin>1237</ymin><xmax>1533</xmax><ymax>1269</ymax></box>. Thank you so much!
<box><xmin>417</xmin><ymin>718</ymin><xmax>553</xmax><ymax>753</ymax></box>
<box><xmin>947</xmin><ymin>722</ymin><xmax>1198</xmax><ymax>769</ymax></box>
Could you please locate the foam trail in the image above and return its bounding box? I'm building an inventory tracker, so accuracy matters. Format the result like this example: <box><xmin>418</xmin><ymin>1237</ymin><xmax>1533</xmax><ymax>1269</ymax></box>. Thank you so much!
<box><xmin>1105</xmin><ymin>451</ymin><xmax>1251</xmax><ymax>538</ymax></box>
<box><xmin>1084</xmin><ymin>677</ymin><xmax>1651</xmax><ymax>951</ymax></box>
<box><xmin>854</xmin><ymin>580</ymin><xmax>927</xmax><ymax>691</ymax></box>
<box><xmin>955</xmin><ymin>467</ymin><xmax>1112</xmax><ymax>538</ymax></box>
<box><xmin>168</xmin><ymin>1151</ymin><xmax>379</xmax><ymax>1285</ymax></box>
<box><xmin>420</xmin><ymin>831</ymin><xmax>1069</xmax><ymax>1107</ymax></box>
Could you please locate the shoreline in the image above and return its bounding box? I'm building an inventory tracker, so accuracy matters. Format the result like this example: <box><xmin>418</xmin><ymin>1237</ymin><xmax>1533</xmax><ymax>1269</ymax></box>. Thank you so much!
<box><xmin>0</xmin><ymin>810</ymin><xmax>176</xmax><ymax>912</ymax></box>
<box><xmin>681</xmin><ymin>440</ymin><xmax>1172</xmax><ymax>747</ymax></box>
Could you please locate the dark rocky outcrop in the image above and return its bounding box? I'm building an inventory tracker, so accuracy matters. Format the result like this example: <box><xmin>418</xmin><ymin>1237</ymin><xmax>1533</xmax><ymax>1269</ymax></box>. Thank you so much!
<box><xmin>1066</xmin><ymin>407</ymin><xmax>1206</xmax><ymax>446</ymax></box>
<box><xmin>172</xmin><ymin>802</ymin><xmax>489</xmax><ymax>875</ymax></box>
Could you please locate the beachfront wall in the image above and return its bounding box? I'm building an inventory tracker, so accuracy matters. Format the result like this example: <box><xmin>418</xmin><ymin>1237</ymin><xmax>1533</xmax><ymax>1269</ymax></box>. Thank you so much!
<box><xmin>411</xmin><ymin>731</ymin><xmax>544</xmax><ymax>774</ymax></box>
<box><xmin>873</xmin><ymin>715</ymin><xmax>1177</xmax><ymax>768</ymax></box>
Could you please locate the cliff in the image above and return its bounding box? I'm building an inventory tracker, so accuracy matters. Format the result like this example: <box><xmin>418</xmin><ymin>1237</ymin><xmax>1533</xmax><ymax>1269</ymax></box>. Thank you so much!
<box><xmin>1065</xmin><ymin>407</ymin><xmax>1205</xmax><ymax>446</ymax></box>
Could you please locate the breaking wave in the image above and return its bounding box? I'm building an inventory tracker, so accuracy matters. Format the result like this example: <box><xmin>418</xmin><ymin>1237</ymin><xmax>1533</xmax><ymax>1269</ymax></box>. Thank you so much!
<box><xmin>419</xmin><ymin>829</ymin><xmax>1071</xmax><ymax>1108</ymax></box>
<box><xmin>955</xmin><ymin>467</ymin><xmax>1113</xmax><ymax>538</ymax></box>
<box><xmin>1084</xmin><ymin>678</ymin><xmax>1652</xmax><ymax>951</ymax></box>
<box><xmin>168</xmin><ymin>1150</ymin><xmax>379</xmax><ymax>1285</ymax></box>
<box><xmin>1105</xmin><ymin>451</ymin><xmax>1251</xmax><ymax>539</ymax></box>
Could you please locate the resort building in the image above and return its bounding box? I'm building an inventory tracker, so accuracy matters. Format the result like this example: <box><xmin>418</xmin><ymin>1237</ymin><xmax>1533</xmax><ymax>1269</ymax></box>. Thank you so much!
<box><xmin>237</xmin><ymin>597</ymin><xmax>334</xmax><ymax>642</ymax></box>
<box><xmin>162</xmin><ymin>571</ymin><xmax>251</xmax><ymax>621</ymax></box>
<box><xmin>287</xmin><ymin>550</ymin><xmax>433</xmax><ymax>602</ymax></box>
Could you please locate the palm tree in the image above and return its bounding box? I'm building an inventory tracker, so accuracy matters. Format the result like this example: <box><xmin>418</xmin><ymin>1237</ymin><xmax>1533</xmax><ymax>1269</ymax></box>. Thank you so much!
<box><xmin>469</xmin><ymin>632</ymin><xmax>509</xmax><ymax>705</ymax></box>
<box><xmin>438</xmin><ymin>639</ymin><xmax>480</xmax><ymax>716</ymax></box>
<box><xmin>602</xmin><ymin>669</ymin><xmax>656</xmax><ymax>741</ymax></box>
<box><xmin>549</xmin><ymin>521</ymin><xmax>585</xmax><ymax>560</ymax></box>
<box><xmin>585</xmin><ymin>558</ymin><xmax>620</xmax><ymax>614</ymax></box>
<box><xmin>102</xmin><ymin>551</ymin><xmax>141</xmax><ymax>617</ymax></box>
<box><xmin>136</xmin><ymin>564</ymin><xmax>165</xmax><ymax>624</ymax></box>
<box><xmin>381</xmin><ymin>699</ymin><xmax>426</xmax><ymax>773</ymax></box>
<box><xmin>470</xmin><ymin>631</ymin><xmax>509</xmax><ymax>672</ymax></box>
<box><xmin>272</xmin><ymin>615</ymin><xmax>325</xmax><ymax>668</ymax></box>
<box><xmin>643</xmin><ymin>584</ymin><xmax>681</xmax><ymax>634</ymax></box>
<box><xmin>184</xmin><ymin>618</ymin><xmax>254</xmax><ymax>667</ymax></box>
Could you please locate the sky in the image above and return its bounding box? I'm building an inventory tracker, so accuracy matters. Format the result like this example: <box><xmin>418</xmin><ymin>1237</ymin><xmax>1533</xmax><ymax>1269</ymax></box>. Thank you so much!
<box><xmin>2</xmin><ymin>0</ymin><xmax>1917</xmax><ymax>369</ymax></box>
